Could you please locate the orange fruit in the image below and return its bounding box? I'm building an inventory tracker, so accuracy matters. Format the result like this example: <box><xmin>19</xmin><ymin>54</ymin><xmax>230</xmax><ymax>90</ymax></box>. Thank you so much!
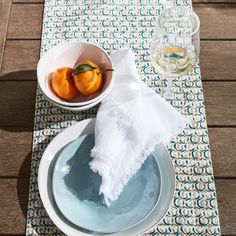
<box><xmin>51</xmin><ymin>67</ymin><xmax>78</xmax><ymax>100</ymax></box>
<box><xmin>72</xmin><ymin>60</ymin><xmax>103</xmax><ymax>96</ymax></box>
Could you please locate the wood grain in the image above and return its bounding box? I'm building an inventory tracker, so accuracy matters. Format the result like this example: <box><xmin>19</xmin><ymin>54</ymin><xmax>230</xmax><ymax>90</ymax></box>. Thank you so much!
<box><xmin>1</xmin><ymin>1</ymin><xmax>236</xmax><ymax>235</ymax></box>
<box><xmin>215</xmin><ymin>180</ymin><xmax>236</xmax><ymax>235</ymax></box>
<box><xmin>0</xmin><ymin>40</ymin><xmax>40</xmax><ymax>80</ymax></box>
<box><xmin>209</xmin><ymin>128</ymin><xmax>236</xmax><ymax>177</ymax></box>
<box><xmin>0</xmin><ymin>81</ymin><xmax>235</xmax><ymax>127</ymax></box>
<box><xmin>203</xmin><ymin>82</ymin><xmax>236</xmax><ymax>126</ymax></box>
<box><xmin>1</xmin><ymin>40</ymin><xmax>236</xmax><ymax>81</ymax></box>
<box><xmin>6</xmin><ymin>4</ymin><xmax>236</xmax><ymax>40</ymax></box>
<box><xmin>0</xmin><ymin>0</ymin><xmax>11</xmax><ymax>70</ymax></box>
<box><xmin>0</xmin><ymin>127</ymin><xmax>234</xmax><ymax>178</ymax></box>
<box><xmin>0</xmin><ymin>81</ymin><xmax>36</xmax><ymax>127</ymax></box>
<box><xmin>0</xmin><ymin>179</ymin><xmax>234</xmax><ymax>235</ymax></box>
<box><xmin>0</xmin><ymin>128</ymin><xmax>32</xmax><ymax>177</ymax></box>
<box><xmin>7</xmin><ymin>4</ymin><xmax>43</xmax><ymax>39</ymax></box>
<box><xmin>194</xmin><ymin>0</ymin><xmax>236</xmax><ymax>2</ymax></box>
<box><xmin>13</xmin><ymin>0</ymin><xmax>43</xmax><ymax>2</ymax></box>
<box><xmin>200</xmin><ymin>41</ymin><xmax>236</xmax><ymax>81</ymax></box>
<box><xmin>0</xmin><ymin>178</ymin><xmax>29</xmax><ymax>235</ymax></box>
<box><xmin>194</xmin><ymin>4</ymin><xmax>236</xmax><ymax>39</ymax></box>
<box><xmin>11</xmin><ymin>0</ymin><xmax>236</xmax><ymax>3</ymax></box>
<box><xmin>0</xmin><ymin>81</ymin><xmax>235</xmax><ymax>128</ymax></box>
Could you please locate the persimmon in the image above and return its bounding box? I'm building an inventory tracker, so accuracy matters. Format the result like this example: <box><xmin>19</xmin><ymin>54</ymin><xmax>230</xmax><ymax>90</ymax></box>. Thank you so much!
<box><xmin>51</xmin><ymin>67</ymin><xmax>78</xmax><ymax>100</ymax></box>
<box><xmin>72</xmin><ymin>60</ymin><xmax>103</xmax><ymax>96</ymax></box>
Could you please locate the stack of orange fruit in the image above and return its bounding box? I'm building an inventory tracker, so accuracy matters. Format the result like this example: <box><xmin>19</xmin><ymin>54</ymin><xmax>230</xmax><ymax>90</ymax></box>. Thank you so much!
<box><xmin>51</xmin><ymin>60</ymin><xmax>113</xmax><ymax>100</ymax></box>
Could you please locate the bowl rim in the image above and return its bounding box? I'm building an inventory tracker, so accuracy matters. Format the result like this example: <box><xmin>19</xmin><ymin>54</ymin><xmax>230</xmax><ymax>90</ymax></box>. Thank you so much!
<box><xmin>37</xmin><ymin>41</ymin><xmax>115</xmax><ymax>107</ymax></box>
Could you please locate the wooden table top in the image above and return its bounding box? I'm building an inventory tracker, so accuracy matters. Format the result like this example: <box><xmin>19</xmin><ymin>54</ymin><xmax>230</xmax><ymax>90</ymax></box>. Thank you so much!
<box><xmin>0</xmin><ymin>0</ymin><xmax>235</xmax><ymax>235</ymax></box>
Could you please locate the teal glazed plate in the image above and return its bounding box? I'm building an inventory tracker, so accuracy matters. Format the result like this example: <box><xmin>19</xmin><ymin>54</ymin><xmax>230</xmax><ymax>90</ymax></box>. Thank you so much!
<box><xmin>52</xmin><ymin>133</ymin><xmax>161</xmax><ymax>234</ymax></box>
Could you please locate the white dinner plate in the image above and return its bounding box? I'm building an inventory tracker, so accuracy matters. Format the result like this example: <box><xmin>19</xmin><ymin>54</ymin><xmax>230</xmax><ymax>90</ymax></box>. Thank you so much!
<box><xmin>38</xmin><ymin>118</ymin><xmax>175</xmax><ymax>236</ymax></box>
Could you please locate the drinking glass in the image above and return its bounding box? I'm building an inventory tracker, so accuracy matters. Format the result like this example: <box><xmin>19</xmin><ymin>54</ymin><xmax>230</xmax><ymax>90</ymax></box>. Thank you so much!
<box><xmin>150</xmin><ymin>6</ymin><xmax>200</xmax><ymax>99</ymax></box>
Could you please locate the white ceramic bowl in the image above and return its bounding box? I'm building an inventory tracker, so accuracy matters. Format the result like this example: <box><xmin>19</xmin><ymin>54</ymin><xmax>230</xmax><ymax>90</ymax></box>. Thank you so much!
<box><xmin>49</xmin><ymin>97</ymin><xmax>100</xmax><ymax>111</ymax></box>
<box><xmin>37</xmin><ymin>42</ymin><xmax>114</xmax><ymax>108</ymax></box>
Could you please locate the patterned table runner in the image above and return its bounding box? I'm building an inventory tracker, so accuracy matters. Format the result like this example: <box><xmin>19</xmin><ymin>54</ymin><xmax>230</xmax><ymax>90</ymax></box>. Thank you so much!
<box><xmin>26</xmin><ymin>0</ymin><xmax>221</xmax><ymax>235</ymax></box>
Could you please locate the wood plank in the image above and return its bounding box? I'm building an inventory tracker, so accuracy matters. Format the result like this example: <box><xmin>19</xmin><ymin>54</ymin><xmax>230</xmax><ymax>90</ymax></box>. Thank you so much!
<box><xmin>209</xmin><ymin>128</ymin><xmax>236</xmax><ymax>177</ymax></box>
<box><xmin>0</xmin><ymin>178</ymin><xmax>233</xmax><ymax>235</ymax></box>
<box><xmin>0</xmin><ymin>44</ymin><xmax>235</xmax><ymax>125</ymax></box>
<box><xmin>0</xmin><ymin>40</ymin><xmax>40</xmax><ymax>80</ymax></box>
<box><xmin>7</xmin><ymin>4</ymin><xmax>43</xmax><ymax>39</ymax></box>
<box><xmin>215</xmin><ymin>180</ymin><xmax>236</xmax><ymax>235</ymax></box>
<box><xmin>0</xmin><ymin>128</ymin><xmax>32</xmax><ymax>177</ymax></box>
<box><xmin>200</xmin><ymin>41</ymin><xmax>236</xmax><ymax>81</ymax></box>
<box><xmin>0</xmin><ymin>234</ymin><xmax>25</xmax><ymax>236</ymax></box>
<box><xmin>203</xmin><ymin>82</ymin><xmax>236</xmax><ymax>126</ymax></box>
<box><xmin>0</xmin><ymin>178</ymin><xmax>29</xmax><ymax>235</ymax></box>
<box><xmin>6</xmin><ymin>4</ymin><xmax>236</xmax><ymax>40</ymax></box>
<box><xmin>1</xmin><ymin>40</ymin><xmax>236</xmax><ymax>81</ymax></box>
<box><xmin>0</xmin><ymin>0</ymin><xmax>11</xmax><ymax>70</ymax></box>
<box><xmin>0</xmin><ymin>81</ymin><xmax>234</xmax><ymax>127</ymax></box>
<box><xmin>13</xmin><ymin>0</ymin><xmax>43</xmax><ymax>2</ymax></box>
<box><xmin>194</xmin><ymin>0</ymin><xmax>236</xmax><ymax>2</ymax></box>
<box><xmin>194</xmin><ymin>4</ymin><xmax>236</xmax><ymax>39</ymax></box>
<box><xmin>0</xmin><ymin>81</ymin><xmax>36</xmax><ymax>127</ymax></box>
<box><xmin>0</xmin><ymin>127</ymin><xmax>235</xmax><ymax>178</ymax></box>
<box><xmin>11</xmin><ymin>0</ymin><xmax>236</xmax><ymax>3</ymax></box>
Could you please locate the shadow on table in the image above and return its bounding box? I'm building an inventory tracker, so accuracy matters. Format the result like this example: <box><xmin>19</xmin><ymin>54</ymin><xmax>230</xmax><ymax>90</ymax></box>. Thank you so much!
<box><xmin>17</xmin><ymin>152</ymin><xmax>32</xmax><ymax>219</ymax></box>
<box><xmin>0</xmin><ymin>71</ymin><xmax>37</xmax><ymax>218</ymax></box>
<box><xmin>0</xmin><ymin>70</ymin><xmax>37</xmax><ymax>81</ymax></box>
<box><xmin>0</xmin><ymin>70</ymin><xmax>98</xmax><ymax>221</ymax></box>
<box><xmin>0</xmin><ymin>70</ymin><xmax>37</xmax><ymax>128</ymax></box>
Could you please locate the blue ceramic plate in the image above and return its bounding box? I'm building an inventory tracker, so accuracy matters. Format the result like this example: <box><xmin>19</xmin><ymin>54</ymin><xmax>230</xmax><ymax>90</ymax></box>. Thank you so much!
<box><xmin>52</xmin><ymin>133</ymin><xmax>161</xmax><ymax>233</ymax></box>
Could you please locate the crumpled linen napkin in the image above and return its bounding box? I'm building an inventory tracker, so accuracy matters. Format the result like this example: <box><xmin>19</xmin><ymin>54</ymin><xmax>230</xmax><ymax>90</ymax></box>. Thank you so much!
<box><xmin>89</xmin><ymin>49</ymin><xmax>188</xmax><ymax>206</ymax></box>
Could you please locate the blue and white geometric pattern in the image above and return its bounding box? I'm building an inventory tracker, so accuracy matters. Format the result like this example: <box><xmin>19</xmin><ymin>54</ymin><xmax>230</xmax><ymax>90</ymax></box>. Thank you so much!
<box><xmin>26</xmin><ymin>1</ymin><xmax>221</xmax><ymax>235</ymax></box>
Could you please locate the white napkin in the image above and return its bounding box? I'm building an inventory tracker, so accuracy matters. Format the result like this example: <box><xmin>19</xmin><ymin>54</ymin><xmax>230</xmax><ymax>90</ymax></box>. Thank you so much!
<box><xmin>90</xmin><ymin>49</ymin><xmax>188</xmax><ymax>206</ymax></box>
